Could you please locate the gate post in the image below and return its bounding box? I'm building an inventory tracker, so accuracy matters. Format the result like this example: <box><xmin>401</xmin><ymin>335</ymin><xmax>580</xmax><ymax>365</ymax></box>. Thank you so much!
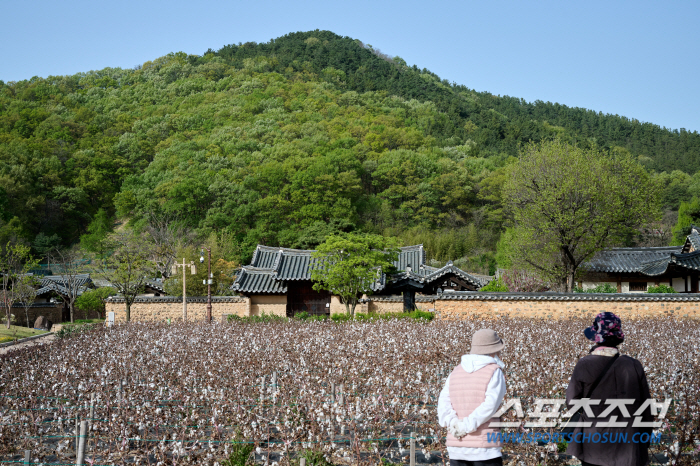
<box><xmin>403</xmin><ymin>291</ymin><xmax>415</xmax><ymax>312</ymax></box>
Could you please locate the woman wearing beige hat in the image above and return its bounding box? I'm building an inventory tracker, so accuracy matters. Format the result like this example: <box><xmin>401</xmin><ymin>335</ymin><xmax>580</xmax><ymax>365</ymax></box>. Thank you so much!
<box><xmin>438</xmin><ymin>329</ymin><xmax>507</xmax><ymax>466</ymax></box>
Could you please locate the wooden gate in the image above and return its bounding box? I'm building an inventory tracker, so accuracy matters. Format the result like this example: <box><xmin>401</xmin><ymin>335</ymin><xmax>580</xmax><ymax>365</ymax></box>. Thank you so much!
<box><xmin>286</xmin><ymin>282</ymin><xmax>331</xmax><ymax>317</ymax></box>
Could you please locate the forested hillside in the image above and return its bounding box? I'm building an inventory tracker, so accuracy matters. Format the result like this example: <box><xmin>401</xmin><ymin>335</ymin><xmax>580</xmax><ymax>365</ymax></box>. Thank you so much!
<box><xmin>205</xmin><ymin>31</ymin><xmax>700</xmax><ymax>170</ymax></box>
<box><xmin>0</xmin><ymin>30</ymin><xmax>697</xmax><ymax>270</ymax></box>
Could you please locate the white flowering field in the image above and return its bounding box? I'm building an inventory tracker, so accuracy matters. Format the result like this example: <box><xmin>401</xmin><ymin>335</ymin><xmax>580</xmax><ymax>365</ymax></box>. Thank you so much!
<box><xmin>1</xmin><ymin>318</ymin><xmax>699</xmax><ymax>465</ymax></box>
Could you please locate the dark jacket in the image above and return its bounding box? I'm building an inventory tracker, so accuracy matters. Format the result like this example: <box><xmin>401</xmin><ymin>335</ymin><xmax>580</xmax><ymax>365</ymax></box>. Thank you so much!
<box><xmin>565</xmin><ymin>349</ymin><xmax>653</xmax><ymax>466</ymax></box>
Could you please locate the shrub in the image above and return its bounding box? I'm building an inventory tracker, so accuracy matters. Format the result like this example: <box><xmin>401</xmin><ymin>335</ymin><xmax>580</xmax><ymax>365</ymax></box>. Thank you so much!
<box><xmin>221</xmin><ymin>442</ymin><xmax>254</xmax><ymax>466</ymax></box>
<box><xmin>330</xmin><ymin>313</ymin><xmax>352</xmax><ymax>323</ymax></box>
<box><xmin>56</xmin><ymin>323</ymin><xmax>99</xmax><ymax>339</ymax></box>
<box><xmin>330</xmin><ymin>310</ymin><xmax>434</xmax><ymax>322</ymax></box>
<box><xmin>480</xmin><ymin>277</ymin><xmax>508</xmax><ymax>292</ymax></box>
<box><xmin>293</xmin><ymin>312</ymin><xmax>327</xmax><ymax>321</ymax></box>
<box><xmin>227</xmin><ymin>312</ymin><xmax>288</xmax><ymax>323</ymax></box>
<box><xmin>647</xmin><ymin>284</ymin><xmax>677</xmax><ymax>293</ymax></box>
<box><xmin>291</xmin><ymin>449</ymin><xmax>334</xmax><ymax>466</ymax></box>
<box><xmin>410</xmin><ymin>309</ymin><xmax>434</xmax><ymax>321</ymax></box>
<box><xmin>227</xmin><ymin>310</ymin><xmax>434</xmax><ymax>324</ymax></box>
<box><xmin>75</xmin><ymin>287</ymin><xmax>113</xmax><ymax>320</ymax></box>
<box><xmin>573</xmin><ymin>283</ymin><xmax>617</xmax><ymax>293</ymax></box>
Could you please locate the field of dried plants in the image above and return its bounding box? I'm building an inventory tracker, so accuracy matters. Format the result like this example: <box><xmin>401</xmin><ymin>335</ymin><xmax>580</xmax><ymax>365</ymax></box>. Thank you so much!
<box><xmin>1</xmin><ymin>317</ymin><xmax>699</xmax><ymax>466</ymax></box>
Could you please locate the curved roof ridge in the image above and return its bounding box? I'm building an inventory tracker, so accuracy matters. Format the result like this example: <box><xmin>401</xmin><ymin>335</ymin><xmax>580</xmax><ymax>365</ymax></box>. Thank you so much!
<box><xmin>423</xmin><ymin>263</ymin><xmax>484</xmax><ymax>287</ymax></box>
<box><xmin>271</xmin><ymin>250</ymin><xmax>284</xmax><ymax>274</ymax></box>
<box><xmin>672</xmin><ymin>248</ymin><xmax>700</xmax><ymax>259</ymax></box>
<box><xmin>606</xmin><ymin>246</ymin><xmax>680</xmax><ymax>252</ymax></box>
<box><xmin>255</xmin><ymin>245</ymin><xmax>316</xmax><ymax>254</ymax></box>
<box><xmin>250</xmin><ymin>245</ymin><xmax>262</xmax><ymax>267</ymax></box>
<box><xmin>240</xmin><ymin>266</ymin><xmax>276</xmax><ymax>273</ymax></box>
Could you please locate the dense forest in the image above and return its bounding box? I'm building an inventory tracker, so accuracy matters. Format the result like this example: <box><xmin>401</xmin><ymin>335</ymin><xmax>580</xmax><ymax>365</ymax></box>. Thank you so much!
<box><xmin>0</xmin><ymin>30</ymin><xmax>698</xmax><ymax>272</ymax></box>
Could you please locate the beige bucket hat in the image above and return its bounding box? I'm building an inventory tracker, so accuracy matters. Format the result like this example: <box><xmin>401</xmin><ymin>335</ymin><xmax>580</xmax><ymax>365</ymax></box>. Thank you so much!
<box><xmin>469</xmin><ymin>329</ymin><xmax>505</xmax><ymax>355</ymax></box>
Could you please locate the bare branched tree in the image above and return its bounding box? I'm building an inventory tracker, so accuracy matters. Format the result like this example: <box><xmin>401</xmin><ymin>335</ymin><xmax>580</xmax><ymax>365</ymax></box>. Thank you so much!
<box><xmin>92</xmin><ymin>230</ymin><xmax>155</xmax><ymax>322</ymax></box>
<box><xmin>0</xmin><ymin>242</ymin><xmax>38</xmax><ymax>329</ymax></box>
<box><xmin>143</xmin><ymin>214</ymin><xmax>194</xmax><ymax>279</ymax></box>
<box><xmin>16</xmin><ymin>275</ymin><xmax>39</xmax><ymax>328</ymax></box>
<box><xmin>49</xmin><ymin>248</ymin><xmax>89</xmax><ymax>324</ymax></box>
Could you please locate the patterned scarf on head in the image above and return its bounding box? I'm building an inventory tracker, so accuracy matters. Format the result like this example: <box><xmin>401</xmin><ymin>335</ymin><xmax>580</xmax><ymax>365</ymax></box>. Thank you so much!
<box><xmin>584</xmin><ymin>312</ymin><xmax>625</xmax><ymax>343</ymax></box>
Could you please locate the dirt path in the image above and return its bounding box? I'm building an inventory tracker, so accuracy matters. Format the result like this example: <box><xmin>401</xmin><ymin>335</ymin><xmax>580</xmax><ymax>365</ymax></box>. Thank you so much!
<box><xmin>0</xmin><ymin>333</ymin><xmax>56</xmax><ymax>355</ymax></box>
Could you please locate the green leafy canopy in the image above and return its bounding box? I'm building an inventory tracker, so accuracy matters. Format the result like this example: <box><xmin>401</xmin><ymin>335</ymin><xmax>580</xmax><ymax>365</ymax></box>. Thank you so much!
<box><xmin>310</xmin><ymin>233</ymin><xmax>399</xmax><ymax>316</ymax></box>
<box><xmin>502</xmin><ymin>139</ymin><xmax>662</xmax><ymax>291</ymax></box>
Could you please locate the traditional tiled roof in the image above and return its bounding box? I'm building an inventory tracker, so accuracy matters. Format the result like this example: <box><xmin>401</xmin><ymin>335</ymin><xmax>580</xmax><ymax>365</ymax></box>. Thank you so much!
<box><xmin>584</xmin><ymin>226</ymin><xmax>700</xmax><ymax>278</ymax></box>
<box><xmin>637</xmin><ymin>250</ymin><xmax>700</xmax><ymax>276</ymax></box>
<box><xmin>92</xmin><ymin>278</ymin><xmax>115</xmax><ymax>289</ymax></box>
<box><xmin>636</xmin><ymin>256</ymin><xmax>676</xmax><ymax>276</ymax></box>
<box><xmin>389</xmin><ymin>262</ymin><xmax>485</xmax><ymax>288</ymax></box>
<box><xmin>365</xmin><ymin>291</ymin><xmax>700</xmax><ymax>302</ymax></box>
<box><xmin>145</xmin><ymin>279</ymin><xmax>166</xmax><ymax>293</ymax></box>
<box><xmin>35</xmin><ymin>281</ymin><xmax>90</xmax><ymax>297</ymax></box>
<box><xmin>233</xmin><ymin>244</ymin><xmax>480</xmax><ymax>295</ymax></box>
<box><xmin>393</xmin><ymin>244</ymin><xmax>425</xmax><ymax>272</ymax></box>
<box><xmin>682</xmin><ymin>229</ymin><xmax>700</xmax><ymax>253</ymax></box>
<box><xmin>40</xmin><ymin>274</ymin><xmax>93</xmax><ymax>288</ymax></box>
<box><xmin>428</xmin><ymin>291</ymin><xmax>700</xmax><ymax>301</ymax></box>
<box><xmin>250</xmin><ymin>246</ymin><xmax>315</xmax><ymax>268</ymax></box>
<box><xmin>273</xmin><ymin>251</ymin><xmax>316</xmax><ymax>281</ymax></box>
<box><xmin>424</xmin><ymin>263</ymin><xmax>487</xmax><ymax>287</ymax></box>
<box><xmin>584</xmin><ymin>247</ymin><xmax>681</xmax><ymax>273</ymax></box>
<box><xmin>232</xmin><ymin>267</ymin><xmax>288</xmax><ymax>294</ymax></box>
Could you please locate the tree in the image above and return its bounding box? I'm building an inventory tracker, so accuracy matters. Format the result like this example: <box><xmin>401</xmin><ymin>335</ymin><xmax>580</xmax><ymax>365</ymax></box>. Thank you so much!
<box><xmin>50</xmin><ymin>248</ymin><xmax>89</xmax><ymax>323</ymax></box>
<box><xmin>75</xmin><ymin>287</ymin><xmax>114</xmax><ymax>320</ymax></box>
<box><xmin>80</xmin><ymin>209</ymin><xmax>113</xmax><ymax>254</ymax></box>
<box><xmin>502</xmin><ymin>139</ymin><xmax>661</xmax><ymax>291</ymax></box>
<box><xmin>91</xmin><ymin>230</ymin><xmax>155</xmax><ymax>322</ymax></box>
<box><xmin>32</xmin><ymin>233</ymin><xmax>61</xmax><ymax>265</ymax></box>
<box><xmin>670</xmin><ymin>197</ymin><xmax>700</xmax><ymax>245</ymax></box>
<box><xmin>0</xmin><ymin>243</ymin><xmax>39</xmax><ymax>329</ymax></box>
<box><xmin>16</xmin><ymin>275</ymin><xmax>39</xmax><ymax>328</ymax></box>
<box><xmin>310</xmin><ymin>233</ymin><xmax>399</xmax><ymax>317</ymax></box>
<box><xmin>142</xmin><ymin>214</ymin><xmax>194</xmax><ymax>279</ymax></box>
<box><xmin>163</xmin><ymin>232</ymin><xmax>238</xmax><ymax>297</ymax></box>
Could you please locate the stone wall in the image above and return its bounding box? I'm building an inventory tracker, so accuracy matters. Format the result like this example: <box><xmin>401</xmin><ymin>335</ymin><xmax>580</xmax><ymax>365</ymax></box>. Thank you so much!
<box><xmin>367</xmin><ymin>299</ymin><xmax>405</xmax><ymax>314</ymax></box>
<box><xmin>250</xmin><ymin>295</ymin><xmax>286</xmax><ymax>317</ymax></box>
<box><xmin>420</xmin><ymin>293</ymin><xmax>700</xmax><ymax>319</ymax></box>
<box><xmin>330</xmin><ymin>296</ymin><xmax>346</xmax><ymax>315</ymax></box>
<box><xmin>107</xmin><ymin>292</ymin><xmax>700</xmax><ymax>322</ymax></box>
<box><xmin>106</xmin><ymin>297</ymin><xmax>248</xmax><ymax>322</ymax></box>
<box><xmin>10</xmin><ymin>304</ymin><xmax>63</xmax><ymax>327</ymax></box>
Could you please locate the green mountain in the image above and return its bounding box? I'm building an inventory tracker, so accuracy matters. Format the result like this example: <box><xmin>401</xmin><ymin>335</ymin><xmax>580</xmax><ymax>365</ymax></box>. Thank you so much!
<box><xmin>0</xmin><ymin>30</ymin><xmax>697</xmax><ymax>269</ymax></box>
<box><xmin>206</xmin><ymin>31</ymin><xmax>700</xmax><ymax>169</ymax></box>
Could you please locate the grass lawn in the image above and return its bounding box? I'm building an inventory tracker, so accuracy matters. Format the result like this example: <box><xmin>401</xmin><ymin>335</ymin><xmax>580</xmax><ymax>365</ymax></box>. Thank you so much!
<box><xmin>61</xmin><ymin>319</ymin><xmax>104</xmax><ymax>327</ymax></box>
<box><xmin>0</xmin><ymin>325</ymin><xmax>48</xmax><ymax>343</ymax></box>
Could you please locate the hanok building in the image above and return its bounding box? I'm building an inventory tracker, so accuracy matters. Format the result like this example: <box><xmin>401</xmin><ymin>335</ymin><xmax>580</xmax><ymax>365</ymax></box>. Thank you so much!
<box><xmin>231</xmin><ymin>244</ymin><xmax>488</xmax><ymax>316</ymax></box>
<box><xmin>34</xmin><ymin>274</ymin><xmax>95</xmax><ymax>321</ymax></box>
<box><xmin>580</xmin><ymin>226</ymin><xmax>700</xmax><ymax>293</ymax></box>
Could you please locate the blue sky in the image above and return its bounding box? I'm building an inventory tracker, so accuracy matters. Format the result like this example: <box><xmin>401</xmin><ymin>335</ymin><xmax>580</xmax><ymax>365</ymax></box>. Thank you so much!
<box><xmin>2</xmin><ymin>0</ymin><xmax>698</xmax><ymax>132</ymax></box>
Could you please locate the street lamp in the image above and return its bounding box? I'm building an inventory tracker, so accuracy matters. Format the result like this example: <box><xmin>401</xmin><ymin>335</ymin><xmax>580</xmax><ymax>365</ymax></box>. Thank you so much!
<box><xmin>172</xmin><ymin>258</ymin><xmax>196</xmax><ymax>321</ymax></box>
<box><xmin>201</xmin><ymin>248</ymin><xmax>212</xmax><ymax>322</ymax></box>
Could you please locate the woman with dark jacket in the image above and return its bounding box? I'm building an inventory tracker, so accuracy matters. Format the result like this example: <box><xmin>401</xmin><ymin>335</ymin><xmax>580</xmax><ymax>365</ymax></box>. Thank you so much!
<box><xmin>566</xmin><ymin>312</ymin><xmax>653</xmax><ymax>466</ymax></box>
